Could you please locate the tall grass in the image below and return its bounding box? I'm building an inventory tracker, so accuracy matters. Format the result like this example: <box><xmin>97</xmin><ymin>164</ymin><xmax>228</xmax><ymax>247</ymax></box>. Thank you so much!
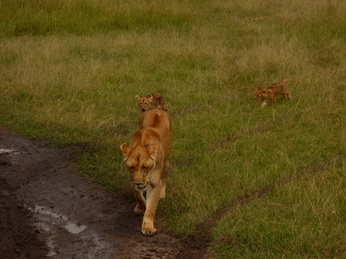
<box><xmin>212</xmin><ymin>163</ymin><xmax>345</xmax><ymax>258</ymax></box>
<box><xmin>0</xmin><ymin>0</ymin><xmax>190</xmax><ymax>36</ymax></box>
<box><xmin>0</xmin><ymin>0</ymin><xmax>345</xmax><ymax>257</ymax></box>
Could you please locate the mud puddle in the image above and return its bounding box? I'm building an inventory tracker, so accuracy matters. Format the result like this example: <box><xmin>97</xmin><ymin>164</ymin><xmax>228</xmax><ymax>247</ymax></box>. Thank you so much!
<box><xmin>0</xmin><ymin>128</ymin><xmax>182</xmax><ymax>258</ymax></box>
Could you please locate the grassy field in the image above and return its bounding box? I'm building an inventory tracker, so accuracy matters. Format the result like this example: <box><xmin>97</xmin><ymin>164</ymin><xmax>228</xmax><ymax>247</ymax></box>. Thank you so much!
<box><xmin>0</xmin><ymin>0</ymin><xmax>345</xmax><ymax>257</ymax></box>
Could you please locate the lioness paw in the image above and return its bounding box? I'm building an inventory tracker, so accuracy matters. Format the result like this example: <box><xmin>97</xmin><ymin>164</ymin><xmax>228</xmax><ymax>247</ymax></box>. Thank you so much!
<box><xmin>141</xmin><ymin>227</ymin><xmax>157</xmax><ymax>236</ymax></box>
<box><xmin>134</xmin><ymin>206</ymin><xmax>145</xmax><ymax>215</ymax></box>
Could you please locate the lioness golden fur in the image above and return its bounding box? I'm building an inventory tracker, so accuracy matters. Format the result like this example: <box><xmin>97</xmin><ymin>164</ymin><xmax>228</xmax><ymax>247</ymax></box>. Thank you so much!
<box><xmin>120</xmin><ymin>109</ymin><xmax>172</xmax><ymax>236</ymax></box>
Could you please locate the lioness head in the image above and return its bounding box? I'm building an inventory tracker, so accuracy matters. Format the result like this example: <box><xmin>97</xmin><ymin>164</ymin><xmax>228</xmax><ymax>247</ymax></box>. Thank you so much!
<box><xmin>135</xmin><ymin>95</ymin><xmax>155</xmax><ymax>112</ymax></box>
<box><xmin>120</xmin><ymin>143</ymin><xmax>158</xmax><ymax>190</ymax></box>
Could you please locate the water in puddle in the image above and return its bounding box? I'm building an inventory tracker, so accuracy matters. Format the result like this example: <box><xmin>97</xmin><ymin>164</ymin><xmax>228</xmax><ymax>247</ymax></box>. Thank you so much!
<box><xmin>29</xmin><ymin>205</ymin><xmax>89</xmax><ymax>257</ymax></box>
<box><xmin>26</xmin><ymin>202</ymin><xmax>114</xmax><ymax>256</ymax></box>
<box><xmin>65</xmin><ymin>223</ymin><xmax>87</xmax><ymax>234</ymax></box>
<box><xmin>33</xmin><ymin>205</ymin><xmax>87</xmax><ymax>234</ymax></box>
<box><xmin>34</xmin><ymin>205</ymin><xmax>68</xmax><ymax>221</ymax></box>
<box><xmin>0</xmin><ymin>148</ymin><xmax>15</xmax><ymax>154</ymax></box>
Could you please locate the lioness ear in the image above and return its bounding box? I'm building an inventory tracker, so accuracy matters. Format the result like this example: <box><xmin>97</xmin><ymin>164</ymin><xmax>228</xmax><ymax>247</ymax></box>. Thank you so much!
<box><xmin>146</xmin><ymin>144</ymin><xmax>158</xmax><ymax>161</ymax></box>
<box><xmin>120</xmin><ymin>143</ymin><xmax>130</xmax><ymax>160</ymax></box>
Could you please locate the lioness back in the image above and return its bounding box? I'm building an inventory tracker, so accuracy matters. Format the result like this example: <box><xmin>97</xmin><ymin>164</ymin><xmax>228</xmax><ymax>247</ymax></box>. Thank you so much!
<box><xmin>141</xmin><ymin>109</ymin><xmax>172</xmax><ymax>159</ymax></box>
<box><xmin>141</xmin><ymin>109</ymin><xmax>172</xmax><ymax>131</ymax></box>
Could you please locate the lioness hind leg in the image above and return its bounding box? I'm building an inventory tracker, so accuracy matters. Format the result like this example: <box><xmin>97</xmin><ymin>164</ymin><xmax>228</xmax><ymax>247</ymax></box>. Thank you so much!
<box><xmin>134</xmin><ymin>203</ymin><xmax>146</xmax><ymax>215</ymax></box>
<box><xmin>160</xmin><ymin>160</ymin><xmax>170</xmax><ymax>199</ymax></box>
<box><xmin>134</xmin><ymin>189</ymin><xmax>146</xmax><ymax>215</ymax></box>
<box><xmin>160</xmin><ymin>182</ymin><xmax>166</xmax><ymax>199</ymax></box>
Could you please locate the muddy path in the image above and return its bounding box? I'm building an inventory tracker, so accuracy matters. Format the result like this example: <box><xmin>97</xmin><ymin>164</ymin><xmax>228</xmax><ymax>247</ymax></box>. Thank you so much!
<box><xmin>0</xmin><ymin>128</ymin><xmax>188</xmax><ymax>259</ymax></box>
<box><xmin>2</xmin><ymin>127</ymin><xmax>343</xmax><ymax>258</ymax></box>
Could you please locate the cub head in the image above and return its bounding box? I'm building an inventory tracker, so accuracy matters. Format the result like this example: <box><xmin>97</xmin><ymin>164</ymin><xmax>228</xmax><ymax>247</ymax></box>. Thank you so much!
<box><xmin>120</xmin><ymin>143</ymin><xmax>158</xmax><ymax>190</ymax></box>
<box><xmin>135</xmin><ymin>95</ymin><xmax>155</xmax><ymax>112</ymax></box>
<box><xmin>254</xmin><ymin>88</ymin><xmax>274</xmax><ymax>100</ymax></box>
<box><xmin>254</xmin><ymin>87</ymin><xmax>266</xmax><ymax>100</ymax></box>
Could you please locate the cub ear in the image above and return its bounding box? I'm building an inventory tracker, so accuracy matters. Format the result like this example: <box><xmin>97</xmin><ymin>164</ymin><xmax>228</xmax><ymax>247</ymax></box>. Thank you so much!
<box><xmin>151</xmin><ymin>93</ymin><xmax>160</xmax><ymax>99</ymax></box>
<box><xmin>120</xmin><ymin>143</ymin><xmax>130</xmax><ymax>160</ymax></box>
<box><xmin>135</xmin><ymin>95</ymin><xmax>141</xmax><ymax>102</ymax></box>
<box><xmin>146</xmin><ymin>144</ymin><xmax>158</xmax><ymax>161</ymax></box>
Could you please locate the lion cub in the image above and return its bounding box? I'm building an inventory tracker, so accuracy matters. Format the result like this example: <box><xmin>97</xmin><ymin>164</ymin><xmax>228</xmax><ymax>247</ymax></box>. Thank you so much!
<box><xmin>254</xmin><ymin>79</ymin><xmax>299</xmax><ymax>106</ymax></box>
<box><xmin>135</xmin><ymin>93</ymin><xmax>168</xmax><ymax>112</ymax></box>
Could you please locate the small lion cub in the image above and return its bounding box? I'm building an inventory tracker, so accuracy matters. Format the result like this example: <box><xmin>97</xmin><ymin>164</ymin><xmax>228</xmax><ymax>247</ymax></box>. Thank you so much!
<box><xmin>135</xmin><ymin>93</ymin><xmax>168</xmax><ymax>112</ymax></box>
<box><xmin>254</xmin><ymin>79</ymin><xmax>299</xmax><ymax>106</ymax></box>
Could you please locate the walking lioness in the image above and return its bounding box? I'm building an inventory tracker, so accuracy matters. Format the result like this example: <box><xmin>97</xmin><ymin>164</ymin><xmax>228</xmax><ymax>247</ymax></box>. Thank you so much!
<box><xmin>120</xmin><ymin>109</ymin><xmax>172</xmax><ymax>236</ymax></box>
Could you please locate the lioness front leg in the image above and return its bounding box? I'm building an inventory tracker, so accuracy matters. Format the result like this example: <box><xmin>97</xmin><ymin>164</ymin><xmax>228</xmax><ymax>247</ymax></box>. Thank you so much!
<box><xmin>141</xmin><ymin>184</ymin><xmax>161</xmax><ymax>236</ymax></box>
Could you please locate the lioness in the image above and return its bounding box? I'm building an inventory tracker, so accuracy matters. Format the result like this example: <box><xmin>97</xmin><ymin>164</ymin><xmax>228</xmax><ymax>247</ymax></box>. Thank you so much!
<box><xmin>120</xmin><ymin>109</ymin><xmax>172</xmax><ymax>236</ymax></box>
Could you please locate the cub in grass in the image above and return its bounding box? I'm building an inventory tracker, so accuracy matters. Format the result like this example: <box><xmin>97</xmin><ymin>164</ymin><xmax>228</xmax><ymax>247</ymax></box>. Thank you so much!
<box><xmin>120</xmin><ymin>109</ymin><xmax>172</xmax><ymax>236</ymax></box>
<box><xmin>135</xmin><ymin>93</ymin><xmax>168</xmax><ymax>112</ymax></box>
<box><xmin>254</xmin><ymin>88</ymin><xmax>276</xmax><ymax>107</ymax></box>
<box><xmin>254</xmin><ymin>79</ymin><xmax>299</xmax><ymax>106</ymax></box>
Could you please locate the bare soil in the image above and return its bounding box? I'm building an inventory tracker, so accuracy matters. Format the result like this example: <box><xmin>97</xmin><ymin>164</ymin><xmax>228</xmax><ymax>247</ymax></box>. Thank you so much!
<box><xmin>0</xmin><ymin>127</ymin><xmax>207</xmax><ymax>259</ymax></box>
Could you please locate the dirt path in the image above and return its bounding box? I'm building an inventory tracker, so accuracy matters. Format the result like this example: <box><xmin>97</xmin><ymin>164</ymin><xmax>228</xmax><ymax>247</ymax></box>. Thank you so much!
<box><xmin>2</xmin><ymin>127</ymin><xmax>342</xmax><ymax>258</ymax></box>
<box><xmin>0</xmin><ymin>128</ymin><xmax>184</xmax><ymax>258</ymax></box>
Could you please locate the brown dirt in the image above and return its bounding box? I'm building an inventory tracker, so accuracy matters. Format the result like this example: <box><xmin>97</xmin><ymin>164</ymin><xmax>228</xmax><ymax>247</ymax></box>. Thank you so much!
<box><xmin>0</xmin><ymin>128</ymin><xmax>206</xmax><ymax>259</ymax></box>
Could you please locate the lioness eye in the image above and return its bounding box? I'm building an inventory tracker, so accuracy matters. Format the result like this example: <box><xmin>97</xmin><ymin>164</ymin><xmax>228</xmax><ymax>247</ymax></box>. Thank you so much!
<box><xmin>129</xmin><ymin>166</ymin><xmax>135</xmax><ymax>171</ymax></box>
<box><xmin>141</xmin><ymin>166</ymin><xmax>148</xmax><ymax>170</ymax></box>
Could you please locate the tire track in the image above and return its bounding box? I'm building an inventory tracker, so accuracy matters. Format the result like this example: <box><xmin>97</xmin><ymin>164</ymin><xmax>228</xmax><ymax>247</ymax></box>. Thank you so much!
<box><xmin>177</xmin><ymin>155</ymin><xmax>345</xmax><ymax>258</ymax></box>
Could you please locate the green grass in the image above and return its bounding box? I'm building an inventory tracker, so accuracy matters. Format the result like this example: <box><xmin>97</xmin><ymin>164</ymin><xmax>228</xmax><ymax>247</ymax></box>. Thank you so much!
<box><xmin>0</xmin><ymin>0</ymin><xmax>345</xmax><ymax>257</ymax></box>
<box><xmin>212</xmin><ymin>163</ymin><xmax>345</xmax><ymax>258</ymax></box>
<box><xmin>0</xmin><ymin>0</ymin><xmax>190</xmax><ymax>36</ymax></box>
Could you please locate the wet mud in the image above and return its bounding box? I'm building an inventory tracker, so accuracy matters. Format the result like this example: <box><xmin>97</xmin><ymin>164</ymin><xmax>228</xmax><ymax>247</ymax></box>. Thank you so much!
<box><xmin>0</xmin><ymin>128</ymin><xmax>185</xmax><ymax>258</ymax></box>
